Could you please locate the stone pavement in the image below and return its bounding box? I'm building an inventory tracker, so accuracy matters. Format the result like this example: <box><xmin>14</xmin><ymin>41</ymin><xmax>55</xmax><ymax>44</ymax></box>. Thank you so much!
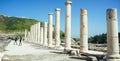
<box><xmin>0</xmin><ymin>41</ymin><xmax>86</xmax><ymax>61</ymax></box>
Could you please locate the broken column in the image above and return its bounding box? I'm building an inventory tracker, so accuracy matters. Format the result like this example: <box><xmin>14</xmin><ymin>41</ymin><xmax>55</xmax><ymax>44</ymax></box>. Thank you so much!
<box><xmin>107</xmin><ymin>8</ymin><xmax>120</xmax><ymax>61</ymax></box>
<box><xmin>55</xmin><ymin>8</ymin><xmax>61</xmax><ymax>48</ymax></box>
<box><xmin>40</xmin><ymin>27</ymin><xmax>43</xmax><ymax>45</ymax></box>
<box><xmin>65</xmin><ymin>0</ymin><xmax>72</xmax><ymax>49</ymax></box>
<box><xmin>80</xmin><ymin>8</ymin><xmax>88</xmax><ymax>53</ymax></box>
<box><xmin>48</xmin><ymin>13</ymin><xmax>53</xmax><ymax>47</ymax></box>
<box><xmin>43</xmin><ymin>22</ymin><xmax>48</xmax><ymax>46</ymax></box>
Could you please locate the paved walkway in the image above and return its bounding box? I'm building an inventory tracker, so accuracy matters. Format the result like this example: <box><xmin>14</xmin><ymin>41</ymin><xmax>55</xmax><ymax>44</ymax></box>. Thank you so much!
<box><xmin>0</xmin><ymin>41</ymin><xmax>106</xmax><ymax>61</ymax></box>
<box><xmin>0</xmin><ymin>41</ymin><xmax>85</xmax><ymax>61</ymax></box>
<box><xmin>0</xmin><ymin>41</ymin><xmax>58</xmax><ymax>61</ymax></box>
<box><xmin>4</xmin><ymin>41</ymin><xmax>56</xmax><ymax>55</ymax></box>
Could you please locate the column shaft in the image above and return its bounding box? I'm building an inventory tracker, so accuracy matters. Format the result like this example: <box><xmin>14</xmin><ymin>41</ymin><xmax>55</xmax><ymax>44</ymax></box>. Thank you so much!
<box><xmin>43</xmin><ymin>22</ymin><xmax>48</xmax><ymax>46</ymax></box>
<box><xmin>55</xmin><ymin>8</ymin><xmax>61</xmax><ymax>47</ymax></box>
<box><xmin>24</xmin><ymin>29</ymin><xmax>27</xmax><ymax>41</ymax></box>
<box><xmin>107</xmin><ymin>8</ymin><xmax>120</xmax><ymax>61</ymax></box>
<box><xmin>65</xmin><ymin>1</ymin><xmax>72</xmax><ymax>49</ymax></box>
<box><xmin>40</xmin><ymin>27</ymin><xmax>43</xmax><ymax>45</ymax></box>
<box><xmin>80</xmin><ymin>8</ymin><xmax>88</xmax><ymax>52</ymax></box>
<box><xmin>37</xmin><ymin>22</ymin><xmax>41</xmax><ymax>44</ymax></box>
<box><xmin>48</xmin><ymin>13</ymin><xmax>53</xmax><ymax>47</ymax></box>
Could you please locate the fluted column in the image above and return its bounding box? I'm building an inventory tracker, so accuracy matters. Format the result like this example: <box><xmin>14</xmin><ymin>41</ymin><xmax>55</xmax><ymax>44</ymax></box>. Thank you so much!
<box><xmin>48</xmin><ymin>13</ymin><xmax>53</xmax><ymax>47</ymax></box>
<box><xmin>80</xmin><ymin>8</ymin><xmax>88</xmax><ymax>53</ymax></box>
<box><xmin>107</xmin><ymin>8</ymin><xmax>120</xmax><ymax>61</ymax></box>
<box><xmin>55</xmin><ymin>8</ymin><xmax>61</xmax><ymax>48</ymax></box>
<box><xmin>65</xmin><ymin>1</ymin><xmax>72</xmax><ymax>49</ymax></box>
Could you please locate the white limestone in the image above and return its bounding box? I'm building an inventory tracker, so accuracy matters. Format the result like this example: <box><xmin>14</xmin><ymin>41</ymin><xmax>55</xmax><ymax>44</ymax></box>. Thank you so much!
<box><xmin>65</xmin><ymin>1</ymin><xmax>72</xmax><ymax>49</ymax></box>
<box><xmin>107</xmin><ymin>8</ymin><xmax>120</xmax><ymax>61</ymax></box>
<box><xmin>80</xmin><ymin>8</ymin><xmax>88</xmax><ymax>53</ymax></box>
<box><xmin>48</xmin><ymin>13</ymin><xmax>53</xmax><ymax>47</ymax></box>
<box><xmin>43</xmin><ymin>22</ymin><xmax>48</xmax><ymax>46</ymax></box>
<box><xmin>55</xmin><ymin>8</ymin><xmax>61</xmax><ymax>48</ymax></box>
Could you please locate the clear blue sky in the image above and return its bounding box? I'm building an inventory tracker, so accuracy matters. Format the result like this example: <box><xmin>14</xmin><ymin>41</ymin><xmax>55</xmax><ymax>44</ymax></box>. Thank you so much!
<box><xmin>0</xmin><ymin>0</ymin><xmax>120</xmax><ymax>38</ymax></box>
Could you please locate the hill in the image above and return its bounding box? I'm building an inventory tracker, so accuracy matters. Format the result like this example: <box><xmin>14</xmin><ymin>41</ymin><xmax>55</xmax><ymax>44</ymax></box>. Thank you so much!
<box><xmin>0</xmin><ymin>14</ymin><xmax>39</xmax><ymax>32</ymax></box>
<box><xmin>0</xmin><ymin>14</ymin><xmax>65</xmax><ymax>39</ymax></box>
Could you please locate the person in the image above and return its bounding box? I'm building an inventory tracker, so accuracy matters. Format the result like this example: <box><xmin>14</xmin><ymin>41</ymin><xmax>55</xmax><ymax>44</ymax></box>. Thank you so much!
<box><xmin>14</xmin><ymin>36</ymin><xmax>18</xmax><ymax>45</ymax></box>
<box><xmin>19</xmin><ymin>36</ymin><xmax>23</xmax><ymax>46</ymax></box>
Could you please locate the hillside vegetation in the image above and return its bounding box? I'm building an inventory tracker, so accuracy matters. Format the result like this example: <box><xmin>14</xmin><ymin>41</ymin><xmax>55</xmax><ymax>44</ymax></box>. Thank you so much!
<box><xmin>0</xmin><ymin>14</ymin><xmax>38</xmax><ymax>32</ymax></box>
<box><xmin>88</xmin><ymin>32</ymin><xmax>120</xmax><ymax>44</ymax></box>
<box><xmin>0</xmin><ymin>14</ymin><xmax>65</xmax><ymax>39</ymax></box>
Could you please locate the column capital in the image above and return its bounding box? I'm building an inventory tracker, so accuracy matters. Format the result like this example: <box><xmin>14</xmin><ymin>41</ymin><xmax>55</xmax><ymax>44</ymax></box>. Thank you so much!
<box><xmin>55</xmin><ymin>8</ymin><xmax>61</xmax><ymax>11</ymax></box>
<box><xmin>65</xmin><ymin>1</ymin><xmax>72</xmax><ymax>5</ymax></box>
<box><xmin>107</xmin><ymin>8</ymin><xmax>117</xmax><ymax>11</ymax></box>
<box><xmin>80</xmin><ymin>8</ymin><xmax>87</xmax><ymax>15</ymax></box>
<box><xmin>48</xmin><ymin>13</ymin><xmax>53</xmax><ymax>15</ymax></box>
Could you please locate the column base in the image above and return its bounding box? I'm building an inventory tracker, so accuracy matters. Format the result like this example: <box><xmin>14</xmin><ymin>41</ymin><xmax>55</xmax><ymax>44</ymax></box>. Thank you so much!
<box><xmin>48</xmin><ymin>45</ymin><xmax>54</xmax><ymax>47</ymax></box>
<box><xmin>80</xmin><ymin>50</ymin><xmax>88</xmax><ymax>53</ymax></box>
<box><xmin>55</xmin><ymin>45</ymin><xmax>61</xmax><ymax>48</ymax></box>
<box><xmin>107</xmin><ymin>55</ymin><xmax>120</xmax><ymax>61</ymax></box>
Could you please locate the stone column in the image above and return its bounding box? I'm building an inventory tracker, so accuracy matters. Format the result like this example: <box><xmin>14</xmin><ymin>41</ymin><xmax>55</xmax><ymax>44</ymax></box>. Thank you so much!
<box><xmin>31</xmin><ymin>25</ymin><xmax>34</xmax><ymax>43</ymax></box>
<box><xmin>35</xmin><ymin>23</ymin><xmax>38</xmax><ymax>43</ymax></box>
<box><xmin>27</xmin><ymin>31</ymin><xmax>30</xmax><ymax>42</ymax></box>
<box><xmin>43</xmin><ymin>22</ymin><xmax>48</xmax><ymax>46</ymax></box>
<box><xmin>29</xmin><ymin>25</ymin><xmax>33</xmax><ymax>42</ymax></box>
<box><xmin>80</xmin><ymin>8</ymin><xmax>88</xmax><ymax>53</ymax></box>
<box><xmin>40</xmin><ymin>27</ymin><xmax>43</xmax><ymax>45</ymax></box>
<box><xmin>24</xmin><ymin>29</ymin><xmax>27</xmax><ymax>41</ymax></box>
<box><xmin>65</xmin><ymin>1</ymin><xmax>72</xmax><ymax>49</ymax></box>
<box><xmin>37</xmin><ymin>22</ymin><xmax>41</xmax><ymax>44</ymax></box>
<box><xmin>48</xmin><ymin>13</ymin><xmax>53</xmax><ymax>47</ymax></box>
<box><xmin>33</xmin><ymin>24</ymin><xmax>36</xmax><ymax>43</ymax></box>
<box><xmin>107</xmin><ymin>8</ymin><xmax>120</xmax><ymax>61</ymax></box>
<box><xmin>55</xmin><ymin>8</ymin><xmax>61</xmax><ymax>48</ymax></box>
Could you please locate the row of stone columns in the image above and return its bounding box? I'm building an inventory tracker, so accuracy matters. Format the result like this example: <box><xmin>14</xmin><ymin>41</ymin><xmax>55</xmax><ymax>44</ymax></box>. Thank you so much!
<box><xmin>24</xmin><ymin>0</ymin><xmax>119</xmax><ymax>61</ymax></box>
<box><xmin>25</xmin><ymin>8</ymin><xmax>62</xmax><ymax>48</ymax></box>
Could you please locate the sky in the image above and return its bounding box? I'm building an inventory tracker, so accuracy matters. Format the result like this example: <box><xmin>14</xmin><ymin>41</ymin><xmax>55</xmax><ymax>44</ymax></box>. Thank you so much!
<box><xmin>0</xmin><ymin>0</ymin><xmax>120</xmax><ymax>38</ymax></box>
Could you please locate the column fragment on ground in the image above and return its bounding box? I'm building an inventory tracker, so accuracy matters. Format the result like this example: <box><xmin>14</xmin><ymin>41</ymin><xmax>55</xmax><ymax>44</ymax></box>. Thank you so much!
<box><xmin>80</xmin><ymin>8</ymin><xmax>88</xmax><ymax>53</ymax></box>
<box><xmin>40</xmin><ymin>27</ymin><xmax>43</xmax><ymax>45</ymax></box>
<box><xmin>65</xmin><ymin>1</ymin><xmax>72</xmax><ymax>49</ymax></box>
<box><xmin>55</xmin><ymin>8</ymin><xmax>61</xmax><ymax>48</ymax></box>
<box><xmin>48</xmin><ymin>13</ymin><xmax>53</xmax><ymax>47</ymax></box>
<box><xmin>43</xmin><ymin>22</ymin><xmax>48</xmax><ymax>46</ymax></box>
<box><xmin>107</xmin><ymin>8</ymin><xmax>120</xmax><ymax>61</ymax></box>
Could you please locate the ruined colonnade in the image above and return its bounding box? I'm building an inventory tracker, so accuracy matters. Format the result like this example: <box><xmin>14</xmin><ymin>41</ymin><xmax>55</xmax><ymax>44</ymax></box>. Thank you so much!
<box><xmin>24</xmin><ymin>1</ymin><xmax>120</xmax><ymax>60</ymax></box>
